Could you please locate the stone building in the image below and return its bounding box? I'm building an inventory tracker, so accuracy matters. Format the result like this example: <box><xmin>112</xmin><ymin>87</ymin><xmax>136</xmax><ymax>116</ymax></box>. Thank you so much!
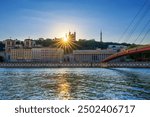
<box><xmin>10</xmin><ymin>48</ymin><xmax>64</xmax><ymax>63</ymax></box>
<box><xmin>73</xmin><ymin>49</ymin><xmax>116</xmax><ymax>63</ymax></box>
<box><xmin>4</xmin><ymin>39</ymin><xmax>15</xmax><ymax>53</ymax></box>
<box><xmin>10</xmin><ymin>48</ymin><xmax>32</xmax><ymax>62</ymax></box>
<box><xmin>32</xmin><ymin>48</ymin><xmax>64</xmax><ymax>63</ymax></box>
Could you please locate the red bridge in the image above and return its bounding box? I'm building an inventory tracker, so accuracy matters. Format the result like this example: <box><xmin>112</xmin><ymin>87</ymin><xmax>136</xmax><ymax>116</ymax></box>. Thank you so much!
<box><xmin>102</xmin><ymin>45</ymin><xmax>150</xmax><ymax>62</ymax></box>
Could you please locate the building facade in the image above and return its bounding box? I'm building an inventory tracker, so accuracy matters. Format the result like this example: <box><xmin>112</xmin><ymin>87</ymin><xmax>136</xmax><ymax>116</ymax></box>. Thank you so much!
<box><xmin>10</xmin><ymin>48</ymin><xmax>64</xmax><ymax>63</ymax></box>
<box><xmin>4</xmin><ymin>39</ymin><xmax>16</xmax><ymax>61</ymax></box>
<box><xmin>73</xmin><ymin>49</ymin><xmax>116</xmax><ymax>63</ymax></box>
<box><xmin>32</xmin><ymin>48</ymin><xmax>64</xmax><ymax>62</ymax></box>
<box><xmin>4</xmin><ymin>39</ymin><xmax>15</xmax><ymax>53</ymax></box>
<box><xmin>10</xmin><ymin>48</ymin><xmax>32</xmax><ymax>62</ymax></box>
<box><xmin>24</xmin><ymin>39</ymin><xmax>35</xmax><ymax>48</ymax></box>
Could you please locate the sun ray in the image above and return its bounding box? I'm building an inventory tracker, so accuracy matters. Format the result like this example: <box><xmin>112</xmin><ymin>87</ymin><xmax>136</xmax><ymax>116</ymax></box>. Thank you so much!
<box><xmin>55</xmin><ymin>37</ymin><xmax>79</xmax><ymax>54</ymax></box>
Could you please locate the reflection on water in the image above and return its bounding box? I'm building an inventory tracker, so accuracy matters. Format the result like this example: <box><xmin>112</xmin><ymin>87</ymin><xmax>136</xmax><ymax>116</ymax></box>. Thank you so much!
<box><xmin>57</xmin><ymin>78</ymin><xmax>71</xmax><ymax>100</ymax></box>
<box><xmin>0</xmin><ymin>68</ymin><xmax>150</xmax><ymax>100</ymax></box>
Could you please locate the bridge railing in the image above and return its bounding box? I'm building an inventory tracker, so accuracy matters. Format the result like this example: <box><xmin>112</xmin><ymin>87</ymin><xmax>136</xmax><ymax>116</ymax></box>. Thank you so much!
<box><xmin>102</xmin><ymin>44</ymin><xmax>150</xmax><ymax>62</ymax></box>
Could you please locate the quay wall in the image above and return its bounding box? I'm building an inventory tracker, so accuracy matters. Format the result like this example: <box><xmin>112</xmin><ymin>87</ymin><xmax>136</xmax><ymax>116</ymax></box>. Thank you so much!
<box><xmin>0</xmin><ymin>62</ymin><xmax>150</xmax><ymax>68</ymax></box>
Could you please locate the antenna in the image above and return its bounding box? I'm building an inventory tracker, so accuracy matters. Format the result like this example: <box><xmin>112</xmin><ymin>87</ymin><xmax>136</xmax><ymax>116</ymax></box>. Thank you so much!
<box><xmin>100</xmin><ymin>30</ymin><xmax>102</xmax><ymax>42</ymax></box>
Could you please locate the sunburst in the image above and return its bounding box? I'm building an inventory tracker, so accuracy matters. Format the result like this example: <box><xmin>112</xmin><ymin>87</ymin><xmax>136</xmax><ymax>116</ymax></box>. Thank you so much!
<box><xmin>55</xmin><ymin>37</ymin><xmax>78</xmax><ymax>53</ymax></box>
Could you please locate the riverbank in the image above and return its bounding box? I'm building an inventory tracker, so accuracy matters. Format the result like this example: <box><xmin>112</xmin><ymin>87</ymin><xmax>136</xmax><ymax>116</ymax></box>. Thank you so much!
<box><xmin>0</xmin><ymin>62</ymin><xmax>150</xmax><ymax>68</ymax></box>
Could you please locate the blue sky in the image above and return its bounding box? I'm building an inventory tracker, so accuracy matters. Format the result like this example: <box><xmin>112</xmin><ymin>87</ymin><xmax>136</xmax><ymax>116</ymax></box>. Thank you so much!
<box><xmin>0</xmin><ymin>0</ymin><xmax>149</xmax><ymax>44</ymax></box>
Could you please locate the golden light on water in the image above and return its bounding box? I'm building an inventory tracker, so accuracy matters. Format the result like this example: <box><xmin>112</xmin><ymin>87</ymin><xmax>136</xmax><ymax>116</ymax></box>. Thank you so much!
<box><xmin>57</xmin><ymin>78</ymin><xmax>71</xmax><ymax>100</ymax></box>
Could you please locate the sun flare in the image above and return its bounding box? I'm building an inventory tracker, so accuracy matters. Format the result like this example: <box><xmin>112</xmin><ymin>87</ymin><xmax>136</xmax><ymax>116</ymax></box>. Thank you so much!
<box><xmin>63</xmin><ymin>36</ymin><xmax>68</xmax><ymax>43</ymax></box>
<box><xmin>55</xmin><ymin>32</ymin><xmax>78</xmax><ymax>53</ymax></box>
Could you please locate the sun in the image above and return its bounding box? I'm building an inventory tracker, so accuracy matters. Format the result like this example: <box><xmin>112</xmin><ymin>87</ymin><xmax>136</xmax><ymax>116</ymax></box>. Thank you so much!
<box><xmin>55</xmin><ymin>34</ymin><xmax>79</xmax><ymax>54</ymax></box>
<box><xmin>63</xmin><ymin>36</ymin><xmax>68</xmax><ymax>43</ymax></box>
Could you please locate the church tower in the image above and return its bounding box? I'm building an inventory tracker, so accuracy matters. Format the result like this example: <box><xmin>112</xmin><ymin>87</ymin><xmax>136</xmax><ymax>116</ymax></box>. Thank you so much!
<box><xmin>67</xmin><ymin>31</ymin><xmax>76</xmax><ymax>41</ymax></box>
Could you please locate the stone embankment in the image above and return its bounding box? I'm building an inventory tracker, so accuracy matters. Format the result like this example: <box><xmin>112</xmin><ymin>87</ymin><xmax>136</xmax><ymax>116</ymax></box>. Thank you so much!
<box><xmin>0</xmin><ymin>62</ymin><xmax>150</xmax><ymax>68</ymax></box>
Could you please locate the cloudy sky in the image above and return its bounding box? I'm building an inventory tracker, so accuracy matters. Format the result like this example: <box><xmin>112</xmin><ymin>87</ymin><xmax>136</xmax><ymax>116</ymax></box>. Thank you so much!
<box><xmin>0</xmin><ymin>0</ymin><xmax>149</xmax><ymax>44</ymax></box>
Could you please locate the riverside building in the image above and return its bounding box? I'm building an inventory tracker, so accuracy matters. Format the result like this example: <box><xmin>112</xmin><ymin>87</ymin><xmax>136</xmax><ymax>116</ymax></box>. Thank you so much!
<box><xmin>4</xmin><ymin>39</ymin><xmax>64</xmax><ymax>63</ymax></box>
<box><xmin>73</xmin><ymin>49</ymin><xmax>116</xmax><ymax>63</ymax></box>
<box><xmin>10</xmin><ymin>48</ymin><xmax>32</xmax><ymax>62</ymax></box>
<box><xmin>10</xmin><ymin>48</ymin><xmax>64</xmax><ymax>63</ymax></box>
<box><xmin>32</xmin><ymin>48</ymin><xmax>64</xmax><ymax>63</ymax></box>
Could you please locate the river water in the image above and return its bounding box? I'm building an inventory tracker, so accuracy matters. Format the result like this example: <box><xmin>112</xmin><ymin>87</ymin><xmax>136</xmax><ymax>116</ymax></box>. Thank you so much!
<box><xmin>0</xmin><ymin>68</ymin><xmax>150</xmax><ymax>100</ymax></box>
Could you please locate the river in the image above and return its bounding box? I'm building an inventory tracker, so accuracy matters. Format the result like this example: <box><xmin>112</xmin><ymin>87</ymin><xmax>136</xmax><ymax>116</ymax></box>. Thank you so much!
<box><xmin>0</xmin><ymin>68</ymin><xmax>150</xmax><ymax>100</ymax></box>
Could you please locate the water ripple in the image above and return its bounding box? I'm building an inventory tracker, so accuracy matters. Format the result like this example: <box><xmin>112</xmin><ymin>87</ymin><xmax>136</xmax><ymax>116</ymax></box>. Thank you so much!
<box><xmin>0</xmin><ymin>68</ymin><xmax>150</xmax><ymax>100</ymax></box>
